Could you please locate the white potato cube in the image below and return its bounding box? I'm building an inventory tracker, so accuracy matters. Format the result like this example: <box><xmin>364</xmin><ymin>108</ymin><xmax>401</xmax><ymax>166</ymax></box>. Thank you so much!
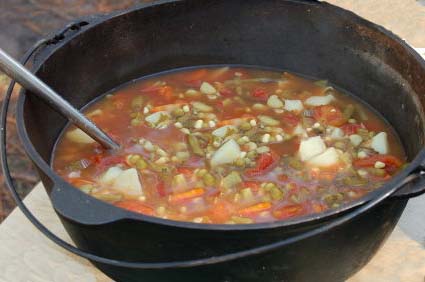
<box><xmin>304</xmin><ymin>95</ymin><xmax>335</xmax><ymax>106</ymax></box>
<box><xmin>212</xmin><ymin>125</ymin><xmax>237</xmax><ymax>138</ymax></box>
<box><xmin>284</xmin><ymin>99</ymin><xmax>304</xmax><ymax>112</ymax></box>
<box><xmin>299</xmin><ymin>136</ymin><xmax>327</xmax><ymax>161</ymax></box>
<box><xmin>371</xmin><ymin>132</ymin><xmax>389</xmax><ymax>154</ymax></box>
<box><xmin>113</xmin><ymin>168</ymin><xmax>143</xmax><ymax>195</ymax></box>
<box><xmin>210</xmin><ymin>139</ymin><xmax>241</xmax><ymax>167</ymax></box>
<box><xmin>267</xmin><ymin>95</ymin><xmax>284</xmax><ymax>108</ymax></box>
<box><xmin>66</xmin><ymin>128</ymin><xmax>96</xmax><ymax>144</ymax></box>
<box><xmin>200</xmin><ymin>82</ymin><xmax>217</xmax><ymax>95</ymax></box>
<box><xmin>349</xmin><ymin>134</ymin><xmax>363</xmax><ymax>147</ymax></box>
<box><xmin>307</xmin><ymin>147</ymin><xmax>340</xmax><ymax>167</ymax></box>
<box><xmin>100</xmin><ymin>166</ymin><xmax>123</xmax><ymax>185</ymax></box>
<box><xmin>293</xmin><ymin>124</ymin><xmax>308</xmax><ymax>138</ymax></box>
<box><xmin>329</xmin><ymin>127</ymin><xmax>344</xmax><ymax>139</ymax></box>
<box><xmin>145</xmin><ymin>111</ymin><xmax>170</xmax><ymax>124</ymax></box>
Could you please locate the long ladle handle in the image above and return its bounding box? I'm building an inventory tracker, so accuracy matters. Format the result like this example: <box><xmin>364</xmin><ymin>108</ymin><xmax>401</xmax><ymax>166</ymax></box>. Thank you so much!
<box><xmin>0</xmin><ymin>48</ymin><xmax>119</xmax><ymax>150</ymax></box>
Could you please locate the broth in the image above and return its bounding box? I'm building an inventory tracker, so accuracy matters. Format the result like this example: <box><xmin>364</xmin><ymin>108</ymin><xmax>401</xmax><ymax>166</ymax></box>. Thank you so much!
<box><xmin>52</xmin><ymin>66</ymin><xmax>406</xmax><ymax>224</ymax></box>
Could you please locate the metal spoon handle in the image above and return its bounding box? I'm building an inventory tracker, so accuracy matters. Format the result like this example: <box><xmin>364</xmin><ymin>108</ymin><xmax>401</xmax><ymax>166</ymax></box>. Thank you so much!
<box><xmin>0</xmin><ymin>48</ymin><xmax>119</xmax><ymax>150</ymax></box>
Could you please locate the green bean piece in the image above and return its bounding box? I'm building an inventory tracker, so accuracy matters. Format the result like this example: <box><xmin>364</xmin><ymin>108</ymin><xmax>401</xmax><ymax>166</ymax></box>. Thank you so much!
<box><xmin>343</xmin><ymin>104</ymin><xmax>355</xmax><ymax>120</ymax></box>
<box><xmin>323</xmin><ymin>193</ymin><xmax>344</xmax><ymax>207</ymax></box>
<box><xmin>131</xmin><ymin>118</ymin><xmax>142</xmax><ymax>126</ymax></box>
<box><xmin>288</xmin><ymin>158</ymin><xmax>303</xmax><ymax>170</ymax></box>
<box><xmin>240</xmin><ymin>122</ymin><xmax>252</xmax><ymax>131</ymax></box>
<box><xmin>136</xmin><ymin>159</ymin><xmax>148</xmax><ymax>170</ymax></box>
<box><xmin>203</xmin><ymin>173</ymin><xmax>216</xmax><ymax>186</ymax></box>
<box><xmin>234</xmin><ymin>158</ymin><xmax>246</xmax><ymax>167</ymax></box>
<box><xmin>131</xmin><ymin>96</ymin><xmax>144</xmax><ymax>109</ymax></box>
<box><xmin>79</xmin><ymin>184</ymin><xmax>94</xmax><ymax>194</ymax></box>
<box><xmin>314</xmin><ymin>80</ymin><xmax>328</xmax><ymax>87</ymax></box>
<box><xmin>172</xmin><ymin>108</ymin><xmax>185</xmax><ymax>117</ymax></box>
<box><xmin>271</xmin><ymin>187</ymin><xmax>284</xmax><ymax>200</ymax></box>
<box><xmin>222</xmin><ymin>171</ymin><xmax>242</xmax><ymax>190</ymax></box>
<box><xmin>231</xmin><ymin>216</ymin><xmax>253</xmax><ymax>224</ymax></box>
<box><xmin>188</xmin><ymin>134</ymin><xmax>205</xmax><ymax>157</ymax></box>
<box><xmin>342</xmin><ymin>176</ymin><xmax>368</xmax><ymax>187</ymax></box>
<box><xmin>334</xmin><ymin>141</ymin><xmax>346</xmax><ymax>150</ymax></box>
<box><xmin>369</xmin><ymin>168</ymin><xmax>386</xmax><ymax>177</ymax></box>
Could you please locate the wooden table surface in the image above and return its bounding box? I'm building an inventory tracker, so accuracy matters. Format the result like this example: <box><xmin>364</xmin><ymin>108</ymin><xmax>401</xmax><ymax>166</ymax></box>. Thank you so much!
<box><xmin>1</xmin><ymin>49</ymin><xmax>425</xmax><ymax>282</ymax></box>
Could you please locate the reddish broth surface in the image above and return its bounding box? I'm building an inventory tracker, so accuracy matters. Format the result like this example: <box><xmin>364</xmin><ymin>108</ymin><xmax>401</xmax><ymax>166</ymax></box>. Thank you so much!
<box><xmin>53</xmin><ymin>67</ymin><xmax>406</xmax><ymax>224</ymax></box>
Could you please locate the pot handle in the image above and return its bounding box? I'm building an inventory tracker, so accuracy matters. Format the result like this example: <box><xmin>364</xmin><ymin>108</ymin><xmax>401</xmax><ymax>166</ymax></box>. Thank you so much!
<box><xmin>392</xmin><ymin>165</ymin><xmax>425</xmax><ymax>198</ymax></box>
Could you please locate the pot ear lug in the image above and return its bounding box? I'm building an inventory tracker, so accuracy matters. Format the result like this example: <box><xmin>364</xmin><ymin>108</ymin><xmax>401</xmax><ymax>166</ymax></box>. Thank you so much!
<box><xmin>392</xmin><ymin>168</ymin><xmax>425</xmax><ymax>198</ymax></box>
<box><xmin>50</xmin><ymin>180</ymin><xmax>128</xmax><ymax>225</ymax></box>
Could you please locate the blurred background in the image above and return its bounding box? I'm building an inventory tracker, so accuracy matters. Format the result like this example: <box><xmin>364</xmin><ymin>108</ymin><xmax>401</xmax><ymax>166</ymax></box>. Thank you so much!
<box><xmin>0</xmin><ymin>0</ymin><xmax>424</xmax><ymax>222</ymax></box>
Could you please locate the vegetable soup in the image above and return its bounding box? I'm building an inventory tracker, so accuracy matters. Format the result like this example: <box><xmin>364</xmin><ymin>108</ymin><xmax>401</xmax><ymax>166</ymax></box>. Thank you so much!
<box><xmin>52</xmin><ymin>67</ymin><xmax>406</xmax><ymax>224</ymax></box>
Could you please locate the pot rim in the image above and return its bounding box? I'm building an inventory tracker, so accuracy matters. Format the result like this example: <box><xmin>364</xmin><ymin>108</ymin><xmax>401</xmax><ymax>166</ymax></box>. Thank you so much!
<box><xmin>15</xmin><ymin>0</ymin><xmax>425</xmax><ymax>231</ymax></box>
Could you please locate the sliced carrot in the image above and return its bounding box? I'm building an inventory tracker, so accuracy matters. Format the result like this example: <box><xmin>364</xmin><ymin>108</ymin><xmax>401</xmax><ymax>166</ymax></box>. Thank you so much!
<box><xmin>238</xmin><ymin>202</ymin><xmax>272</xmax><ymax>216</ymax></box>
<box><xmin>115</xmin><ymin>200</ymin><xmax>155</xmax><ymax>216</ymax></box>
<box><xmin>273</xmin><ymin>204</ymin><xmax>305</xmax><ymax>219</ymax></box>
<box><xmin>217</xmin><ymin>116</ymin><xmax>254</xmax><ymax>127</ymax></box>
<box><xmin>69</xmin><ymin>178</ymin><xmax>94</xmax><ymax>187</ymax></box>
<box><xmin>312</xmin><ymin>203</ymin><xmax>327</xmax><ymax>213</ymax></box>
<box><xmin>176</xmin><ymin>167</ymin><xmax>193</xmax><ymax>176</ymax></box>
<box><xmin>185</xmin><ymin>69</ymin><xmax>208</xmax><ymax>82</ymax></box>
<box><xmin>168</xmin><ymin>188</ymin><xmax>205</xmax><ymax>204</ymax></box>
<box><xmin>151</xmin><ymin>102</ymin><xmax>186</xmax><ymax>113</ymax></box>
<box><xmin>209</xmin><ymin>201</ymin><xmax>233</xmax><ymax>223</ymax></box>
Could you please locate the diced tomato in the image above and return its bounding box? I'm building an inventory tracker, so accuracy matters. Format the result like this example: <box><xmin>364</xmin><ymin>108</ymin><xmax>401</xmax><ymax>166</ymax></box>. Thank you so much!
<box><xmin>313</xmin><ymin>105</ymin><xmax>346</xmax><ymax>126</ymax></box>
<box><xmin>176</xmin><ymin>167</ymin><xmax>193</xmax><ymax>176</ymax></box>
<box><xmin>168</xmin><ymin>188</ymin><xmax>205</xmax><ymax>204</ymax></box>
<box><xmin>140</xmin><ymin>85</ymin><xmax>162</xmax><ymax>94</ymax></box>
<box><xmin>245</xmin><ymin>151</ymin><xmax>279</xmax><ymax>177</ymax></box>
<box><xmin>353</xmin><ymin>155</ymin><xmax>403</xmax><ymax>174</ymax></box>
<box><xmin>185</xmin><ymin>69</ymin><xmax>208</xmax><ymax>82</ymax></box>
<box><xmin>239</xmin><ymin>202</ymin><xmax>272</xmax><ymax>216</ymax></box>
<box><xmin>158</xmin><ymin>86</ymin><xmax>174</xmax><ymax>101</ymax></box>
<box><xmin>273</xmin><ymin>204</ymin><xmax>305</xmax><ymax>219</ymax></box>
<box><xmin>95</xmin><ymin>155</ymin><xmax>125</xmax><ymax>170</ymax></box>
<box><xmin>209</xmin><ymin>201</ymin><xmax>233</xmax><ymax>223</ymax></box>
<box><xmin>243</xmin><ymin>182</ymin><xmax>261</xmax><ymax>192</ymax></box>
<box><xmin>250</xmin><ymin>88</ymin><xmax>269</xmax><ymax>102</ymax></box>
<box><xmin>116</xmin><ymin>200</ymin><xmax>155</xmax><ymax>216</ymax></box>
<box><xmin>281</xmin><ymin>112</ymin><xmax>300</xmax><ymax>127</ymax></box>
<box><xmin>341</xmin><ymin>123</ymin><xmax>363</xmax><ymax>135</ymax></box>
<box><xmin>156</xmin><ymin>180</ymin><xmax>167</xmax><ymax>197</ymax></box>
<box><xmin>215</xmin><ymin>101</ymin><xmax>224</xmax><ymax>112</ymax></box>
<box><xmin>219</xmin><ymin>88</ymin><xmax>236</xmax><ymax>97</ymax></box>
<box><xmin>312</xmin><ymin>203</ymin><xmax>327</xmax><ymax>213</ymax></box>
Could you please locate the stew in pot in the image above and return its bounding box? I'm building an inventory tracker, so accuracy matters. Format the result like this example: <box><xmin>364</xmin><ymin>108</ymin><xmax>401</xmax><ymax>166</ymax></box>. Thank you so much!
<box><xmin>52</xmin><ymin>66</ymin><xmax>406</xmax><ymax>224</ymax></box>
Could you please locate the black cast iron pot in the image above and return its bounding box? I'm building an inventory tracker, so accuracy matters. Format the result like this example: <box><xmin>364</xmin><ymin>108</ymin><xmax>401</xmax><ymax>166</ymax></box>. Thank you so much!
<box><xmin>3</xmin><ymin>0</ymin><xmax>425</xmax><ymax>281</ymax></box>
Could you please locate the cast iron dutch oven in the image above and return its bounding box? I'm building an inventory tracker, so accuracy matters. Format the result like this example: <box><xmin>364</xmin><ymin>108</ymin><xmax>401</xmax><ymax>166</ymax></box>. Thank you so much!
<box><xmin>2</xmin><ymin>0</ymin><xmax>425</xmax><ymax>281</ymax></box>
